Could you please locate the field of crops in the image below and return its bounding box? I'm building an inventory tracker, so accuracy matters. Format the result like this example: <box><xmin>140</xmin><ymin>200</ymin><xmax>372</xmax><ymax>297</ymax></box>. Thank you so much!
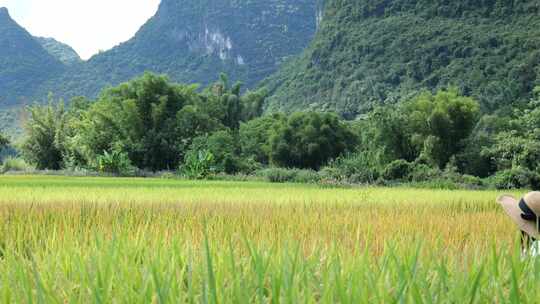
<box><xmin>0</xmin><ymin>175</ymin><xmax>537</xmax><ymax>302</ymax></box>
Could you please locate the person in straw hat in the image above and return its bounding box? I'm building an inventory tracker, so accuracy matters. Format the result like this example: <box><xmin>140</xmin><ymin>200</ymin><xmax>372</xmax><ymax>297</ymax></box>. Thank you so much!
<box><xmin>498</xmin><ymin>192</ymin><xmax>540</xmax><ymax>256</ymax></box>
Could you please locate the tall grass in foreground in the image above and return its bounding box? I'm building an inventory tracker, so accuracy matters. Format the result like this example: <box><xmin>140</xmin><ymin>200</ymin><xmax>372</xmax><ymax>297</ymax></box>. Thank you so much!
<box><xmin>0</xmin><ymin>176</ymin><xmax>535</xmax><ymax>302</ymax></box>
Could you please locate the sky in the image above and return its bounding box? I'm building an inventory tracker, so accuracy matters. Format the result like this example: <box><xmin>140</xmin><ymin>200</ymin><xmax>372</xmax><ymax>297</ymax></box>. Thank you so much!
<box><xmin>0</xmin><ymin>0</ymin><xmax>161</xmax><ymax>60</ymax></box>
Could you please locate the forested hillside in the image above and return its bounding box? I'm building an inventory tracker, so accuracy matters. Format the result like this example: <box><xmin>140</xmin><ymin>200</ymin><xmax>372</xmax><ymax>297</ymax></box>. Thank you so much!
<box><xmin>20</xmin><ymin>0</ymin><xmax>321</xmax><ymax>103</ymax></box>
<box><xmin>264</xmin><ymin>0</ymin><xmax>540</xmax><ymax>117</ymax></box>
<box><xmin>3</xmin><ymin>0</ymin><xmax>540</xmax><ymax>119</ymax></box>
<box><xmin>0</xmin><ymin>8</ymin><xmax>65</xmax><ymax>107</ymax></box>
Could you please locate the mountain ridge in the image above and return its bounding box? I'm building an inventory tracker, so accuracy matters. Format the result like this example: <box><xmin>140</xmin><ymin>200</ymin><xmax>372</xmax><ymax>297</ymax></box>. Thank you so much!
<box><xmin>0</xmin><ymin>7</ymin><xmax>65</xmax><ymax>106</ymax></box>
<box><xmin>35</xmin><ymin>37</ymin><xmax>82</xmax><ymax>65</ymax></box>
<box><xmin>24</xmin><ymin>0</ymin><xmax>322</xmax><ymax>103</ymax></box>
<box><xmin>263</xmin><ymin>0</ymin><xmax>540</xmax><ymax>116</ymax></box>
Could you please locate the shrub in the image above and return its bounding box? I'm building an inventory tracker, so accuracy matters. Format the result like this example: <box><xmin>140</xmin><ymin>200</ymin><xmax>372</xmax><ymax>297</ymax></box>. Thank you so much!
<box><xmin>95</xmin><ymin>150</ymin><xmax>136</xmax><ymax>176</ymax></box>
<box><xmin>159</xmin><ymin>172</ymin><xmax>177</xmax><ymax>179</ymax></box>
<box><xmin>180</xmin><ymin>149</ymin><xmax>215</xmax><ymax>179</ymax></box>
<box><xmin>321</xmin><ymin>152</ymin><xmax>382</xmax><ymax>184</ymax></box>
<box><xmin>258</xmin><ymin>168</ymin><xmax>298</xmax><ymax>183</ymax></box>
<box><xmin>257</xmin><ymin>168</ymin><xmax>321</xmax><ymax>184</ymax></box>
<box><xmin>382</xmin><ymin>160</ymin><xmax>413</xmax><ymax>181</ymax></box>
<box><xmin>188</xmin><ymin>131</ymin><xmax>241</xmax><ymax>174</ymax></box>
<box><xmin>208</xmin><ymin>173</ymin><xmax>264</xmax><ymax>182</ymax></box>
<box><xmin>294</xmin><ymin>169</ymin><xmax>322</xmax><ymax>184</ymax></box>
<box><xmin>1</xmin><ymin>157</ymin><xmax>33</xmax><ymax>173</ymax></box>
<box><xmin>409</xmin><ymin>164</ymin><xmax>443</xmax><ymax>182</ymax></box>
<box><xmin>235</xmin><ymin>157</ymin><xmax>264</xmax><ymax>175</ymax></box>
<box><xmin>490</xmin><ymin>167</ymin><xmax>540</xmax><ymax>190</ymax></box>
<box><xmin>457</xmin><ymin>174</ymin><xmax>485</xmax><ymax>189</ymax></box>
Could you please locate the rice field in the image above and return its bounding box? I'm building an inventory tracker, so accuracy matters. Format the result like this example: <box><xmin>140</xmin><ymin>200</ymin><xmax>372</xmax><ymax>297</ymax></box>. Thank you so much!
<box><xmin>0</xmin><ymin>175</ymin><xmax>537</xmax><ymax>303</ymax></box>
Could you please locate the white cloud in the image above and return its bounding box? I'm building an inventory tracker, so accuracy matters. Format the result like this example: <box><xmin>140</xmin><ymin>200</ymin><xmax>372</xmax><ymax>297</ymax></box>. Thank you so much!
<box><xmin>0</xmin><ymin>0</ymin><xmax>160</xmax><ymax>60</ymax></box>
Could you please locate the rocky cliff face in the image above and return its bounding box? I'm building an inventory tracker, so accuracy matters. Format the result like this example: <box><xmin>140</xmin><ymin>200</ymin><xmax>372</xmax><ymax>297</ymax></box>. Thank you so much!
<box><xmin>1</xmin><ymin>1</ymin><xmax>321</xmax><ymax>106</ymax></box>
<box><xmin>33</xmin><ymin>0</ymin><xmax>322</xmax><ymax>101</ymax></box>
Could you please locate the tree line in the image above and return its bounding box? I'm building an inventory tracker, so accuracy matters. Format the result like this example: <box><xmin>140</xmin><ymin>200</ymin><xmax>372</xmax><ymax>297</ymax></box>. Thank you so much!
<box><xmin>1</xmin><ymin>72</ymin><xmax>539</xmax><ymax>189</ymax></box>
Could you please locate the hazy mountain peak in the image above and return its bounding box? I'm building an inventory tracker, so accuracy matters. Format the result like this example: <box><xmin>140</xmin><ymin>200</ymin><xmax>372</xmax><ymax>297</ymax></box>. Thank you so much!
<box><xmin>36</xmin><ymin>37</ymin><xmax>82</xmax><ymax>65</ymax></box>
<box><xmin>0</xmin><ymin>7</ymin><xmax>13</xmax><ymax>23</ymax></box>
<box><xmin>0</xmin><ymin>7</ymin><xmax>64</xmax><ymax>106</ymax></box>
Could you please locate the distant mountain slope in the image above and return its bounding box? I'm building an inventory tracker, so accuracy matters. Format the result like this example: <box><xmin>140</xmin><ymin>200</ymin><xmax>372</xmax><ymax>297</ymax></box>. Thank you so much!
<box><xmin>0</xmin><ymin>7</ymin><xmax>64</xmax><ymax>107</ymax></box>
<box><xmin>36</xmin><ymin>37</ymin><xmax>81</xmax><ymax>65</ymax></box>
<box><xmin>263</xmin><ymin>0</ymin><xmax>540</xmax><ymax>117</ymax></box>
<box><xmin>35</xmin><ymin>0</ymin><xmax>322</xmax><ymax>100</ymax></box>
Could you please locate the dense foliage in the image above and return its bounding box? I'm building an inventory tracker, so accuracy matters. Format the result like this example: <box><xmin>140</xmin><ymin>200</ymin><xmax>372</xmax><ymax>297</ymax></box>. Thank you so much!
<box><xmin>17</xmin><ymin>74</ymin><xmax>355</xmax><ymax>174</ymax></box>
<box><xmin>21</xmin><ymin>100</ymin><xmax>68</xmax><ymax>170</ymax></box>
<box><xmin>367</xmin><ymin>88</ymin><xmax>479</xmax><ymax>168</ymax></box>
<box><xmin>0</xmin><ymin>132</ymin><xmax>8</xmax><ymax>152</ymax></box>
<box><xmin>264</xmin><ymin>0</ymin><xmax>540</xmax><ymax>116</ymax></box>
<box><xmin>320</xmin><ymin>87</ymin><xmax>540</xmax><ymax>189</ymax></box>
<box><xmin>15</xmin><ymin>71</ymin><xmax>540</xmax><ymax>190</ymax></box>
<box><xmin>269</xmin><ymin>112</ymin><xmax>356</xmax><ymax>169</ymax></box>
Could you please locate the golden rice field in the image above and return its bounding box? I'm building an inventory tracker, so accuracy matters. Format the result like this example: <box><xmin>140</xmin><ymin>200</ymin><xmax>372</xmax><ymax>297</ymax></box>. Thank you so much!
<box><xmin>0</xmin><ymin>175</ymin><xmax>537</xmax><ymax>303</ymax></box>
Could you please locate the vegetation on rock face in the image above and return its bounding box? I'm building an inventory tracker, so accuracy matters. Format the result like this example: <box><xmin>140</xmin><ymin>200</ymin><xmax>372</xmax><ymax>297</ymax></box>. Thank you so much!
<box><xmin>3</xmin><ymin>0</ymin><xmax>540</xmax><ymax>124</ymax></box>
<box><xmin>264</xmin><ymin>0</ymin><xmax>540</xmax><ymax>116</ymax></box>
<box><xmin>35</xmin><ymin>37</ymin><xmax>82</xmax><ymax>65</ymax></box>
<box><xmin>0</xmin><ymin>0</ymin><xmax>321</xmax><ymax>107</ymax></box>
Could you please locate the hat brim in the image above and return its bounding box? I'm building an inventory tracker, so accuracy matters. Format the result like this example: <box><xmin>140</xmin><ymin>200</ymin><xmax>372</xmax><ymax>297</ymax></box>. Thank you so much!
<box><xmin>497</xmin><ymin>194</ymin><xmax>539</xmax><ymax>239</ymax></box>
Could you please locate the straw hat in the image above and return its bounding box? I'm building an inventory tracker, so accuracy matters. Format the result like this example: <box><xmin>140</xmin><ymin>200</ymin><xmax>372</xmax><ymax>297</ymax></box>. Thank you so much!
<box><xmin>498</xmin><ymin>192</ymin><xmax>540</xmax><ymax>238</ymax></box>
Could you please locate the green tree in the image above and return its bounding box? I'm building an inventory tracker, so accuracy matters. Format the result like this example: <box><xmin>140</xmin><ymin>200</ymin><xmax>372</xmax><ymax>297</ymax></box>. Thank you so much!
<box><xmin>74</xmin><ymin>73</ymin><xmax>264</xmax><ymax>172</ymax></box>
<box><xmin>204</xmin><ymin>74</ymin><xmax>266</xmax><ymax>130</ymax></box>
<box><xmin>175</xmin><ymin>105</ymin><xmax>222</xmax><ymax>153</ymax></box>
<box><xmin>366</xmin><ymin>88</ymin><xmax>480</xmax><ymax>169</ymax></box>
<box><xmin>269</xmin><ymin>112</ymin><xmax>357</xmax><ymax>169</ymax></box>
<box><xmin>239</xmin><ymin>114</ymin><xmax>286</xmax><ymax>164</ymax></box>
<box><xmin>188</xmin><ymin>130</ymin><xmax>240</xmax><ymax>174</ymax></box>
<box><xmin>21</xmin><ymin>100</ymin><xmax>69</xmax><ymax>170</ymax></box>
<box><xmin>456</xmin><ymin>114</ymin><xmax>511</xmax><ymax>177</ymax></box>
<box><xmin>485</xmin><ymin>88</ymin><xmax>540</xmax><ymax>172</ymax></box>
<box><xmin>0</xmin><ymin>133</ymin><xmax>8</xmax><ymax>152</ymax></box>
<box><xmin>77</xmin><ymin>73</ymin><xmax>200</xmax><ymax>171</ymax></box>
<box><xmin>404</xmin><ymin>88</ymin><xmax>480</xmax><ymax>167</ymax></box>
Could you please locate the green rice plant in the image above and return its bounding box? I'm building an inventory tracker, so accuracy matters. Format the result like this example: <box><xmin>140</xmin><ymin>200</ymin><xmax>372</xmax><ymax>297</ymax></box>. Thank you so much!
<box><xmin>0</xmin><ymin>175</ymin><xmax>533</xmax><ymax>302</ymax></box>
